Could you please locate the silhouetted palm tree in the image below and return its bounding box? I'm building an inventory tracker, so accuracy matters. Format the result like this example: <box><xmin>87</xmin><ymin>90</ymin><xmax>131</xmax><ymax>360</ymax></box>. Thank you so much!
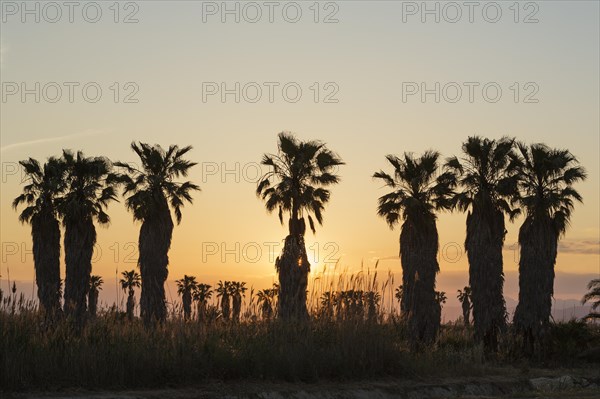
<box><xmin>257</xmin><ymin>287</ymin><xmax>277</xmax><ymax>320</ymax></box>
<box><xmin>58</xmin><ymin>150</ymin><xmax>117</xmax><ymax>324</ymax></box>
<box><xmin>365</xmin><ymin>291</ymin><xmax>381</xmax><ymax>322</ymax></box>
<box><xmin>257</xmin><ymin>132</ymin><xmax>343</xmax><ymax>319</ymax></box>
<box><xmin>13</xmin><ymin>157</ymin><xmax>65</xmax><ymax>319</ymax></box>
<box><xmin>88</xmin><ymin>275</ymin><xmax>103</xmax><ymax>317</ymax></box>
<box><xmin>510</xmin><ymin>143</ymin><xmax>586</xmax><ymax>354</ymax></box>
<box><xmin>457</xmin><ymin>286</ymin><xmax>472</xmax><ymax>326</ymax></box>
<box><xmin>320</xmin><ymin>291</ymin><xmax>335</xmax><ymax>320</ymax></box>
<box><xmin>114</xmin><ymin>143</ymin><xmax>199</xmax><ymax>324</ymax></box>
<box><xmin>176</xmin><ymin>275</ymin><xmax>198</xmax><ymax>321</ymax></box>
<box><xmin>434</xmin><ymin>290</ymin><xmax>447</xmax><ymax>325</ymax></box>
<box><xmin>374</xmin><ymin>151</ymin><xmax>455</xmax><ymax>346</ymax></box>
<box><xmin>230</xmin><ymin>281</ymin><xmax>247</xmax><ymax>322</ymax></box>
<box><xmin>445</xmin><ymin>136</ymin><xmax>517</xmax><ymax>351</ymax></box>
<box><xmin>193</xmin><ymin>283</ymin><xmax>212</xmax><ymax>322</ymax></box>
<box><xmin>394</xmin><ymin>285</ymin><xmax>404</xmax><ymax>316</ymax></box>
<box><xmin>120</xmin><ymin>270</ymin><xmax>141</xmax><ymax>320</ymax></box>
<box><xmin>216</xmin><ymin>281</ymin><xmax>231</xmax><ymax>321</ymax></box>
<box><xmin>582</xmin><ymin>279</ymin><xmax>600</xmax><ymax>320</ymax></box>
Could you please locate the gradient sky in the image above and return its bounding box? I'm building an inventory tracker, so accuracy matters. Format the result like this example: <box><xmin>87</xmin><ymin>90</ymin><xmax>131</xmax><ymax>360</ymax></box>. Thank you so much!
<box><xmin>1</xmin><ymin>1</ymin><xmax>598</xmax><ymax>311</ymax></box>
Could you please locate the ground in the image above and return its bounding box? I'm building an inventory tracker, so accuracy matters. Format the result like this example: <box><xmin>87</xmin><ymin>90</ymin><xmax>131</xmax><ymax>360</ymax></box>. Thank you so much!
<box><xmin>5</xmin><ymin>371</ymin><xmax>600</xmax><ymax>399</ymax></box>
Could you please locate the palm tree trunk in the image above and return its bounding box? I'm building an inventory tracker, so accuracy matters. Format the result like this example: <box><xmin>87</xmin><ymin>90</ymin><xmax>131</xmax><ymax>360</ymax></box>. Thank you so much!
<box><xmin>64</xmin><ymin>217</ymin><xmax>96</xmax><ymax>325</ymax></box>
<box><xmin>139</xmin><ymin>207</ymin><xmax>173</xmax><ymax>325</ymax></box>
<box><xmin>182</xmin><ymin>291</ymin><xmax>192</xmax><ymax>321</ymax></box>
<box><xmin>221</xmin><ymin>294</ymin><xmax>230</xmax><ymax>321</ymax></box>
<box><xmin>88</xmin><ymin>289</ymin><xmax>98</xmax><ymax>316</ymax></box>
<box><xmin>400</xmin><ymin>216</ymin><xmax>440</xmax><ymax>348</ymax></box>
<box><xmin>466</xmin><ymin>206</ymin><xmax>507</xmax><ymax>352</ymax></box>
<box><xmin>513</xmin><ymin>216</ymin><xmax>557</xmax><ymax>355</ymax></box>
<box><xmin>276</xmin><ymin>233</ymin><xmax>310</xmax><ymax>320</ymax></box>
<box><xmin>126</xmin><ymin>291</ymin><xmax>135</xmax><ymax>320</ymax></box>
<box><xmin>31</xmin><ymin>211</ymin><xmax>61</xmax><ymax>319</ymax></box>
<box><xmin>232</xmin><ymin>294</ymin><xmax>242</xmax><ymax>322</ymax></box>
<box><xmin>462</xmin><ymin>299</ymin><xmax>471</xmax><ymax>326</ymax></box>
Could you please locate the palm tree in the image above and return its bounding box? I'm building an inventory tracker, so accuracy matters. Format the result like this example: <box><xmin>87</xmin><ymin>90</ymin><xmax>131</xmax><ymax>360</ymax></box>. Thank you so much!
<box><xmin>394</xmin><ymin>285</ymin><xmax>404</xmax><ymax>316</ymax></box>
<box><xmin>257</xmin><ymin>287</ymin><xmax>277</xmax><ymax>320</ymax></box>
<box><xmin>510</xmin><ymin>143</ymin><xmax>586</xmax><ymax>353</ymax></box>
<box><xmin>12</xmin><ymin>157</ymin><xmax>65</xmax><ymax>318</ymax></box>
<box><xmin>230</xmin><ymin>281</ymin><xmax>247</xmax><ymax>322</ymax></box>
<box><xmin>120</xmin><ymin>270</ymin><xmax>141</xmax><ymax>320</ymax></box>
<box><xmin>457</xmin><ymin>286</ymin><xmax>472</xmax><ymax>326</ymax></box>
<box><xmin>114</xmin><ymin>143</ymin><xmax>200</xmax><ymax>324</ymax></box>
<box><xmin>319</xmin><ymin>291</ymin><xmax>335</xmax><ymax>320</ymax></box>
<box><xmin>88</xmin><ymin>275</ymin><xmax>103</xmax><ymax>316</ymax></box>
<box><xmin>582</xmin><ymin>279</ymin><xmax>600</xmax><ymax>320</ymax></box>
<box><xmin>192</xmin><ymin>283</ymin><xmax>212</xmax><ymax>322</ymax></box>
<box><xmin>216</xmin><ymin>281</ymin><xmax>232</xmax><ymax>321</ymax></box>
<box><xmin>434</xmin><ymin>290</ymin><xmax>447</xmax><ymax>325</ymax></box>
<box><xmin>445</xmin><ymin>136</ymin><xmax>517</xmax><ymax>351</ymax></box>
<box><xmin>365</xmin><ymin>291</ymin><xmax>381</xmax><ymax>322</ymax></box>
<box><xmin>176</xmin><ymin>275</ymin><xmax>198</xmax><ymax>321</ymax></box>
<box><xmin>374</xmin><ymin>151</ymin><xmax>455</xmax><ymax>346</ymax></box>
<box><xmin>58</xmin><ymin>150</ymin><xmax>117</xmax><ymax>324</ymax></box>
<box><xmin>257</xmin><ymin>132</ymin><xmax>343</xmax><ymax>319</ymax></box>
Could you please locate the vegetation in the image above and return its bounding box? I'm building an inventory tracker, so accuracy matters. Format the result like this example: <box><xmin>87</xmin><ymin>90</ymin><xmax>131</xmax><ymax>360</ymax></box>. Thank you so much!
<box><xmin>257</xmin><ymin>132</ymin><xmax>344</xmax><ymax>319</ymax></box>
<box><xmin>2</xmin><ymin>272</ymin><xmax>599</xmax><ymax>392</ymax></box>
<box><xmin>582</xmin><ymin>279</ymin><xmax>600</xmax><ymax>320</ymax></box>
<box><xmin>509</xmin><ymin>143</ymin><xmax>587</xmax><ymax>354</ymax></box>
<box><xmin>59</xmin><ymin>150</ymin><xmax>117</xmax><ymax>325</ymax></box>
<box><xmin>12</xmin><ymin>157</ymin><xmax>65</xmax><ymax>320</ymax></box>
<box><xmin>87</xmin><ymin>275</ymin><xmax>103</xmax><ymax>317</ymax></box>
<box><xmin>113</xmin><ymin>142</ymin><xmax>200</xmax><ymax>325</ymax></box>
<box><xmin>120</xmin><ymin>270</ymin><xmax>141</xmax><ymax>320</ymax></box>
<box><xmin>445</xmin><ymin>136</ymin><xmax>516</xmax><ymax>352</ymax></box>
<box><xmin>374</xmin><ymin>151</ymin><xmax>455</xmax><ymax>347</ymax></box>
<box><xmin>5</xmin><ymin>133</ymin><xmax>594</xmax><ymax>393</ymax></box>
<box><xmin>176</xmin><ymin>275</ymin><xmax>198</xmax><ymax>321</ymax></box>
<box><xmin>457</xmin><ymin>286</ymin><xmax>472</xmax><ymax>326</ymax></box>
<box><xmin>193</xmin><ymin>283</ymin><xmax>213</xmax><ymax>322</ymax></box>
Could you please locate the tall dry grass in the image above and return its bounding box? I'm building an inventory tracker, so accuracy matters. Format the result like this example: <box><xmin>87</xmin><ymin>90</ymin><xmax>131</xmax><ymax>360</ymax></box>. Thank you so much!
<box><xmin>1</xmin><ymin>266</ymin><xmax>598</xmax><ymax>392</ymax></box>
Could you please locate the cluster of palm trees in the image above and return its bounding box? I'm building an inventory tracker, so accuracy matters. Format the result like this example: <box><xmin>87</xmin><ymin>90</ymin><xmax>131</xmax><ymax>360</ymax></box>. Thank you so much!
<box><xmin>13</xmin><ymin>143</ymin><xmax>199</xmax><ymax>325</ymax></box>
<box><xmin>14</xmin><ymin>133</ymin><xmax>586</xmax><ymax>355</ymax></box>
<box><xmin>373</xmin><ymin>137</ymin><xmax>586</xmax><ymax>352</ymax></box>
<box><xmin>319</xmin><ymin>290</ymin><xmax>381</xmax><ymax>321</ymax></box>
<box><xmin>174</xmin><ymin>275</ymin><xmax>214</xmax><ymax>321</ymax></box>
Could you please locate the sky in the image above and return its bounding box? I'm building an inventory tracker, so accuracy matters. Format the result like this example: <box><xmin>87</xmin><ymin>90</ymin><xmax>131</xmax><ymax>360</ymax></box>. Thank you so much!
<box><xmin>1</xmin><ymin>1</ymin><xmax>599</xmax><ymax>314</ymax></box>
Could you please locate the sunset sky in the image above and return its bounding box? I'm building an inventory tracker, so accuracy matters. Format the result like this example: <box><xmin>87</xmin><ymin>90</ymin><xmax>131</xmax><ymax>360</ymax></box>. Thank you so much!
<box><xmin>1</xmin><ymin>1</ymin><xmax>598</xmax><ymax>312</ymax></box>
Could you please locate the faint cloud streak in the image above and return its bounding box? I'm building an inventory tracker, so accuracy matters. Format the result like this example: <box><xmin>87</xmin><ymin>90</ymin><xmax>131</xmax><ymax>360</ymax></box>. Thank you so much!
<box><xmin>1</xmin><ymin>129</ymin><xmax>111</xmax><ymax>153</ymax></box>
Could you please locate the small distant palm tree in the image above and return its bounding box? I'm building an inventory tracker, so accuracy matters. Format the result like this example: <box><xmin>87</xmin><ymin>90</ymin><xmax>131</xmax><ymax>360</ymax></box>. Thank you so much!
<box><xmin>365</xmin><ymin>291</ymin><xmax>381</xmax><ymax>322</ymax></box>
<box><xmin>510</xmin><ymin>143</ymin><xmax>586</xmax><ymax>353</ymax></box>
<box><xmin>114</xmin><ymin>142</ymin><xmax>200</xmax><ymax>325</ymax></box>
<box><xmin>216</xmin><ymin>281</ymin><xmax>232</xmax><ymax>321</ymax></box>
<box><xmin>192</xmin><ymin>283</ymin><xmax>212</xmax><ymax>322</ymax></box>
<box><xmin>445</xmin><ymin>136</ymin><xmax>516</xmax><ymax>352</ymax></box>
<box><xmin>581</xmin><ymin>279</ymin><xmax>600</xmax><ymax>321</ymax></box>
<box><xmin>435</xmin><ymin>291</ymin><xmax>447</xmax><ymax>305</ymax></box>
<box><xmin>120</xmin><ymin>270</ymin><xmax>141</xmax><ymax>320</ymax></box>
<box><xmin>88</xmin><ymin>275</ymin><xmax>103</xmax><ymax>317</ymax></box>
<box><xmin>319</xmin><ymin>291</ymin><xmax>335</xmax><ymax>320</ymax></box>
<box><xmin>230</xmin><ymin>281</ymin><xmax>247</xmax><ymax>322</ymax></box>
<box><xmin>374</xmin><ymin>151</ymin><xmax>455</xmax><ymax>346</ymax></box>
<box><xmin>457</xmin><ymin>286</ymin><xmax>472</xmax><ymax>326</ymax></box>
<box><xmin>58</xmin><ymin>150</ymin><xmax>117</xmax><ymax>324</ymax></box>
<box><xmin>394</xmin><ymin>285</ymin><xmax>404</xmax><ymax>316</ymax></box>
<box><xmin>12</xmin><ymin>157</ymin><xmax>65</xmax><ymax>318</ymax></box>
<box><xmin>176</xmin><ymin>275</ymin><xmax>198</xmax><ymax>321</ymax></box>
<box><xmin>257</xmin><ymin>287</ymin><xmax>277</xmax><ymax>320</ymax></box>
<box><xmin>434</xmin><ymin>290</ymin><xmax>447</xmax><ymax>325</ymax></box>
<box><xmin>257</xmin><ymin>132</ymin><xmax>343</xmax><ymax>319</ymax></box>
